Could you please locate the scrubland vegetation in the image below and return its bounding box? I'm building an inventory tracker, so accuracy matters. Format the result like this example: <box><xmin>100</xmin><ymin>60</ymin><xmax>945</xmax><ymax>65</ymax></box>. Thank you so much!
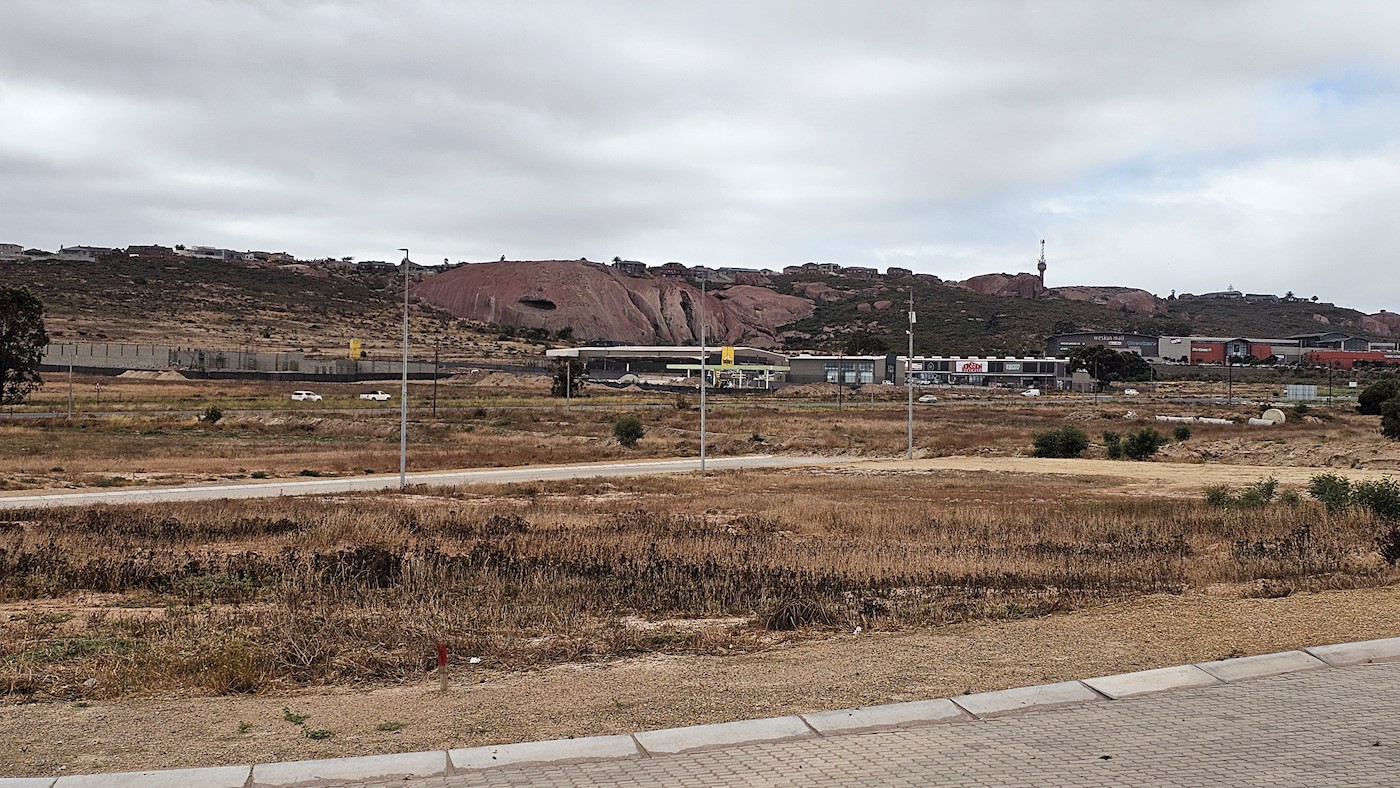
<box><xmin>4</xmin><ymin>469</ymin><xmax>1396</xmax><ymax>702</ymax></box>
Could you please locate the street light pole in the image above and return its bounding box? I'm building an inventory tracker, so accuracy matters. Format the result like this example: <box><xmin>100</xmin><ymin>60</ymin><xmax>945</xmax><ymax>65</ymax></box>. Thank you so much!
<box><xmin>906</xmin><ymin>287</ymin><xmax>914</xmax><ymax>460</ymax></box>
<box><xmin>699</xmin><ymin>277</ymin><xmax>707</xmax><ymax>472</ymax></box>
<box><xmin>398</xmin><ymin>248</ymin><xmax>410</xmax><ymax>490</ymax></box>
<box><xmin>432</xmin><ymin>336</ymin><xmax>440</xmax><ymax>420</ymax></box>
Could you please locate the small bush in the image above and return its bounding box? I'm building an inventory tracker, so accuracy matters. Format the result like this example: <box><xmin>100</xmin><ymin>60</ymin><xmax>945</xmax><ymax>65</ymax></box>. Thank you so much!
<box><xmin>1245</xmin><ymin>476</ymin><xmax>1278</xmax><ymax>502</ymax></box>
<box><xmin>250</xmin><ymin>470</ymin><xmax>268</xmax><ymax>479</ymax></box>
<box><xmin>1277</xmin><ymin>489</ymin><xmax>1303</xmax><ymax>507</ymax></box>
<box><xmin>1352</xmin><ymin>478</ymin><xmax>1400</xmax><ymax>521</ymax></box>
<box><xmin>674</xmin><ymin>394</ymin><xmax>693</xmax><ymax>411</ymax></box>
<box><xmin>1102</xmin><ymin>431</ymin><xmax>1123</xmax><ymax>460</ymax></box>
<box><xmin>613</xmin><ymin>416</ymin><xmax>645</xmax><ymax>447</ymax></box>
<box><xmin>1308</xmin><ymin>473</ymin><xmax>1352</xmax><ymax>514</ymax></box>
<box><xmin>1293</xmin><ymin>402</ymin><xmax>1311</xmax><ymax>417</ymax></box>
<box><xmin>1381</xmin><ymin>397</ymin><xmax>1400</xmax><ymax>441</ymax></box>
<box><xmin>1203</xmin><ymin>484</ymin><xmax>1235</xmax><ymax>507</ymax></box>
<box><xmin>200</xmin><ymin>405</ymin><xmax>223</xmax><ymax>424</ymax></box>
<box><xmin>1032</xmin><ymin>426</ymin><xmax>1089</xmax><ymax>458</ymax></box>
<box><xmin>1173</xmin><ymin>425</ymin><xmax>1191</xmax><ymax>441</ymax></box>
<box><xmin>1123</xmin><ymin>427</ymin><xmax>1168</xmax><ymax>460</ymax></box>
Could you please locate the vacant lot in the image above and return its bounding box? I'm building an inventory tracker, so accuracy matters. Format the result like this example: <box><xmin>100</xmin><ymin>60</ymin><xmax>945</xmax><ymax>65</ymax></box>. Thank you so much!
<box><xmin>3</xmin><ymin>382</ymin><xmax>1399</xmax><ymax>777</ymax></box>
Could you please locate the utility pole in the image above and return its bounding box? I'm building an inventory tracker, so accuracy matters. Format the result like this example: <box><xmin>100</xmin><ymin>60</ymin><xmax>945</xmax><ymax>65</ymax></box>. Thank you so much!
<box><xmin>906</xmin><ymin>287</ymin><xmax>914</xmax><ymax>460</ymax></box>
<box><xmin>699</xmin><ymin>277</ymin><xmax>707</xmax><ymax>472</ymax></box>
<box><xmin>431</xmin><ymin>336</ymin><xmax>440</xmax><ymax>419</ymax></box>
<box><xmin>398</xmin><ymin>248</ymin><xmax>410</xmax><ymax>490</ymax></box>
<box><xmin>67</xmin><ymin>356</ymin><xmax>74</xmax><ymax>419</ymax></box>
<box><xmin>565</xmin><ymin>359</ymin><xmax>572</xmax><ymax>409</ymax></box>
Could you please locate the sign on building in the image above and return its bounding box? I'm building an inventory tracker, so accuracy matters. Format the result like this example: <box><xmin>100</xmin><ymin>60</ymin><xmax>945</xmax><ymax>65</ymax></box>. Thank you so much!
<box><xmin>955</xmin><ymin>360</ymin><xmax>985</xmax><ymax>373</ymax></box>
<box><xmin>350</xmin><ymin>339</ymin><xmax>362</xmax><ymax>359</ymax></box>
<box><xmin>721</xmin><ymin>346</ymin><xmax>735</xmax><ymax>367</ymax></box>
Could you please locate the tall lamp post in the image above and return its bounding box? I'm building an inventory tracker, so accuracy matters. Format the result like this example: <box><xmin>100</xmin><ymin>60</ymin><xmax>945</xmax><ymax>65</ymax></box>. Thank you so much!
<box><xmin>398</xmin><ymin>248</ymin><xmax>410</xmax><ymax>489</ymax></box>
<box><xmin>906</xmin><ymin>287</ymin><xmax>915</xmax><ymax>460</ymax></box>
<box><xmin>699</xmin><ymin>277</ymin><xmax>707</xmax><ymax>472</ymax></box>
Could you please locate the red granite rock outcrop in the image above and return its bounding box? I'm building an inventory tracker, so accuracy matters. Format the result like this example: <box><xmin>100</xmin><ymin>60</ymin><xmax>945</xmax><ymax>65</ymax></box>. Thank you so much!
<box><xmin>413</xmin><ymin>261</ymin><xmax>813</xmax><ymax>347</ymax></box>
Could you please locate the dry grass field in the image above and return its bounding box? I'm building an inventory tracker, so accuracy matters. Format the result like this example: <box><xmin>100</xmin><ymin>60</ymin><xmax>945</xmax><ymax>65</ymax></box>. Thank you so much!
<box><xmin>2</xmin><ymin>377</ymin><xmax>1400</xmax><ymax>776</ymax></box>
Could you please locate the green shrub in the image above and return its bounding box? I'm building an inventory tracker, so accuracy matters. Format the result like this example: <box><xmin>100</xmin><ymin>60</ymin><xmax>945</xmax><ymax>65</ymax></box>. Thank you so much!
<box><xmin>1357</xmin><ymin>379</ymin><xmax>1400</xmax><ymax>415</ymax></box>
<box><xmin>200</xmin><ymin>405</ymin><xmax>223</xmax><ymax>424</ymax></box>
<box><xmin>1172</xmin><ymin>425</ymin><xmax>1191</xmax><ymax>441</ymax></box>
<box><xmin>1102</xmin><ymin>431</ymin><xmax>1123</xmax><ymax>460</ymax></box>
<box><xmin>1382</xmin><ymin>397</ymin><xmax>1400</xmax><ymax>441</ymax></box>
<box><xmin>1203</xmin><ymin>484</ymin><xmax>1235</xmax><ymax>507</ymax></box>
<box><xmin>1031</xmin><ymin>426</ymin><xmax>1089</xmax><ymax>458</ymax></box>
<box><xmin>612</xmin><ymin>416</ymin><xmax>645</xmax><ymax>447</ymax></box>
<box><xmin>250</xmin><ymin>470</ymin><xmax>268</xmax><ymax>479</ymax></box>
<box><xmin>1277</xmin><ymin>489</ymin><xmax>1303</xmax><ymax>507</ymax></box>
<box><xmin>1308</xmin><ymin>473</ymin><xmax>1352</xmax><ymax>514</ymax></box>
<box><xmin>1123</xmin><ymin>427</ymin><xmax>1168</xmax><ymax>460</ymax></box>
<box><xmin>1351</xmin><ymin>478</ymin><xmax>1400</xmax><ymax>521</ymax></box>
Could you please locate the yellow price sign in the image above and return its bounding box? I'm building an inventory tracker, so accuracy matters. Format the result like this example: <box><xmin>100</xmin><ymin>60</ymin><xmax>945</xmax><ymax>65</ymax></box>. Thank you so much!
<box><xmin>721</xmin><ymin>346</ymin><xmax>735</xmax><ymax>367</ymax></box>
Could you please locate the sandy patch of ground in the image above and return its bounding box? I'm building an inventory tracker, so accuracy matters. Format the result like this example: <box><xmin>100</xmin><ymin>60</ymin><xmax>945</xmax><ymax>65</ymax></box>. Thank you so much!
<box><xmin>862</xmin><ymin>456</ymin><xmax>1399</xmax><ymax>497</ymax></box>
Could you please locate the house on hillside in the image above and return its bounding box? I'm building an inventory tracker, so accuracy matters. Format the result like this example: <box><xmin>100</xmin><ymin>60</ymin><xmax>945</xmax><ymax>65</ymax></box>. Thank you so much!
<box><xmin>612</xmin><ymin>259</ymin><xmax>648</xmax><ymax>277</ymax></box>
<box><xmin>55</xmin><ymin>245</ymin><xmax>117</xmax><ymax>261</ymax></box>
<box><xmin>179</xmin><ymin>245</ymin><xmax>237</xmax><ymax>261</ymax></box>
<box><xmin>125</xmin><ymin>245</ymin><xmax>179</xmax><ymax>261</ymax></box>
<box><xmin>886</xmin><ymin>267</ymin><xmax>913</xmax><ymax>278</ymax></box>
<box><xmin>689</xmin><ymin>266</ymin><xmax>734</xmax><ymax>285</ymax></box>
<box><xmin>653</xmin><ymin>262</ymin><xmax>689</xmax><ymax>278</ymax></box>
<box><xmin>1243</xmin><ymin>293</ymin><xmax>1280</xmax><ymax>303</ymax></box>
<box><xmin>0</xmin><ymin>243</ymin><xmax>24</xmax><ymax>260</ymax></box>
<box><xmin>842</xmin><ymin>266</ymin><xmax>879</xmax><ymax>280</ymax></box>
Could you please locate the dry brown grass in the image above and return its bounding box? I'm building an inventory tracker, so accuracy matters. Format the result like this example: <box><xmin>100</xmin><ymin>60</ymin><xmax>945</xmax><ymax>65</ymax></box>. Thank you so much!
<box><xmin>2</xmin><ymin>468</ymin><xmax>1395</xmax><ymax>703</ymax></box>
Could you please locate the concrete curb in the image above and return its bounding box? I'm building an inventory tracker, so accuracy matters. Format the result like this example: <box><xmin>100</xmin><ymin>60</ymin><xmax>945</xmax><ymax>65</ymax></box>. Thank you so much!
<box><xmin>52</xmin><ymin>765</ymin><xmax>251</xmax><ymax>788</ymax></box>
<box><xmin>1195</xmin><ymin>649</ymin><xmax>1327</xmax><ymax>682</ymax></box>
<box><xmin>448</xmin><ymin>735</ymin><xmax>640</xmax><ymax>770</ymax></box>
<box><xmin>633</xmin><ymin>715</ymin><xmax>814</xmax><ymax>756</ymax></box>
<box><xmin>803</xmin><ymin>698</ymin><xmax>968</xmax><ymax>735</ymax></box>
<box><xmin>6</xmin><ymin>639</ymin><xmax>1394</xmax><ymax>786</ymax></box>
<box><xmin>249</xmin><ymin>751</ymin><xmax>446</xmax><ymax>786</ymax></box>
<box><xmin>1082</xmin><ymin>664</ymin><xmax>1221</xmax><ymax>700</ymax></box>
<box><xmin>951</xmin><ymin>680</ymin><xmax>1101</xmax><ymax>717</ymax></box>
<box><xmin>1305</xmin><ymin>636</ymin><xmax>1400</xmax><ymax>666</ymax></box>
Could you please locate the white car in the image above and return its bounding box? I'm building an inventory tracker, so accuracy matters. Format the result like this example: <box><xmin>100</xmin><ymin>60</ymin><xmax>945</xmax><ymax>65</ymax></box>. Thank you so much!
<box><xmin>290</xmin><ymin>390</ymin><xmax>323</xmax><ymax>402</ymax></box>
<box><xmin>1123</xmin><ymin>388</ymin><xmax>1140</xmax><ymax>396</ymax></box>
<box><xmin>359</xmin><ymin>390</ymin><xmax>391</xmax><ymax>401</ymax></box>
<box><xmin>1021</xmin><ymin>388</ymin><xmax>1041</xmax><ymax>397</ymax></box>
<box><xmin>918</xmin><ymin>394</ymin><xmax>938</xmax><ymax>403</ymax></box>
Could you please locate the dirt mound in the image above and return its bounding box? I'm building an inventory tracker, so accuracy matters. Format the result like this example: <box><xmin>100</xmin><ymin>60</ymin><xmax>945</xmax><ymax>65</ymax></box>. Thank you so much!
<box><xmin>465</xmin><ymin>371</ymin><xmax>550</xmax><ymax>390</ymax></box>
<box><xmin>117</xmin><ymin>370</ymin><xmax>188</xmax><ymax>380</ymax></box>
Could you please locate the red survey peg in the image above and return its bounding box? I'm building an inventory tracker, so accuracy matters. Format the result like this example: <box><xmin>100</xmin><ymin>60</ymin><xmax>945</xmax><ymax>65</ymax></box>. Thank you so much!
<box><xmin>436</xmin><ymin>643</ymin><xmax>448</xmax><ymax>668</ymax></box>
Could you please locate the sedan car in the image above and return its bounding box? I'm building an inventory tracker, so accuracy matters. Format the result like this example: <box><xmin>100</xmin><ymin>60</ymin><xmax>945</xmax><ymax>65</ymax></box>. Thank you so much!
<box><xmin>290</xmin><ymin>390</ymin><xmax>323</xmax><ymax>401</ymax></box>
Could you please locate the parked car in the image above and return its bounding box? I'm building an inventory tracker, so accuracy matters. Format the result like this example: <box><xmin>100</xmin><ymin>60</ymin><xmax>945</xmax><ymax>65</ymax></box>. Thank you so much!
<box><xmin>1123</xmin><ymin>388</ymin><xmax>1140</xmax><ymax>396</ymax></box>
<box><xmin>1021</xmin><ymin>388</ymin><xmax>1041</xmax><ymax>397</ymax></box>
<box><xmin>918</xmin><ymin>394</ymin><xmax>938</xmax><ymax>403</ymax></box>
<box><xmin>359</xmin><ymin>390</ymin><xmax>391</xmax><ymax>401</ymax></box>
<box><xmin>291</xmin><ymin>390</ymin><xmax>323</xmax><ymax>401</ymax></box>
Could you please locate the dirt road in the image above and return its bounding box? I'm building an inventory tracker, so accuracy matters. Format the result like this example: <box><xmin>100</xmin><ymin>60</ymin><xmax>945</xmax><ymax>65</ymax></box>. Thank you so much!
<box><xmin>865</xmin><ymin>456</ymin><xmax>1397</xmax><ymax>497</ymax></box>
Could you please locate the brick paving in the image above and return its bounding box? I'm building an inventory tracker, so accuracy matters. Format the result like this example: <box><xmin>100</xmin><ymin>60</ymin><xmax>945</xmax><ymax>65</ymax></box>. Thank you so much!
<box><xmin>347</xmin><ymin>662</ymin><xmax>1400</xmax><ymax>787</ymax></box>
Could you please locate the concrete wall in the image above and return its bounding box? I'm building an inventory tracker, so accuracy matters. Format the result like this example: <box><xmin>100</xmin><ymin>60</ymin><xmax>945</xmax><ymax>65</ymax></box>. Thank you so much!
<box><xmin>42</xmin><ymin>342</ymin><xmax>437</xmax><ymax>378</ymax></box>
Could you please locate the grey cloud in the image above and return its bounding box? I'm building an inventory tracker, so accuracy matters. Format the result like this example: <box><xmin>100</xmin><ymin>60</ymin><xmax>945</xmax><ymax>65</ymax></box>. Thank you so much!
<box><xmin>1</xmin><ymin>1</ymin><xmax>1399</xmax><ymax>309</ymax></box>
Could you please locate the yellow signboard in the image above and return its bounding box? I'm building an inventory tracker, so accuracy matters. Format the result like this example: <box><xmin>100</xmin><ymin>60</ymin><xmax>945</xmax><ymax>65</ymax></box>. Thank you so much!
<box><xmin>721</xmin><ymin>346</ymin><xmax>735</xmax><ymax>367</ymax></box>
<box><xmin>350</xmin><ymin>339</ymin><xmax>362</xmax><ymax>359</ymax></box>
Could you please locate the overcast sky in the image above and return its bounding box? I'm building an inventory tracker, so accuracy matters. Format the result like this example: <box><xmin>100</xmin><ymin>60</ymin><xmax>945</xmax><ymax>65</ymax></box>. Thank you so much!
<box><xmin>3</xmin><ymin>1</ymin><xmax>1399</xmax><ymax>311</ymax></box>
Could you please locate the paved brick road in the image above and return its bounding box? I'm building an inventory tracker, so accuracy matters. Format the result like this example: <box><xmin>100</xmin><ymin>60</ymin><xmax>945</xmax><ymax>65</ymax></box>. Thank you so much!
<box><xmin>349</xmin><ymin>662</ymin><xmax>1400</xmax><ymax>787</ymax></box>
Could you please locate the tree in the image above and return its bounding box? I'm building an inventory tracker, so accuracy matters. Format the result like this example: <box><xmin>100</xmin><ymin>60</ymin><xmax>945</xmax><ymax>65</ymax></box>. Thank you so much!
<box><xmin>1381</xmin><ymin>397</ymin><xmax>1400</xmax><ymax>441</ymax></box>
<box><xmin>1357</xmin><ymin>379</ymin><xmax>1400</xmax><ymax>415</ymax></box>
<box><xmin>0</xmin><ymin>286</ymin><xmax>49</xmax><ymax>406</ymax></box>
<box><xmin>1032</xmin><ymin>426</ymin><xmax>1089</xmax><ymax>458</ymax></box>
<box><xmin>843</xmin><ymin>333</ymin><xmax>889</xmax><ymax>355</ymax></box>
<box><xmin>1066</xmin><ymin>345</ymin><xmax>1150</xmax><ymax>384</ymax></box>
<box><xmin>551</xmin><ymin>359</ymin><xmax>585</xmax><ymax>398</ymax></box>
<box><xmin>612</xmin><ymin>415</ymin><xmax>645</xmax><ymax>447</ymax></box>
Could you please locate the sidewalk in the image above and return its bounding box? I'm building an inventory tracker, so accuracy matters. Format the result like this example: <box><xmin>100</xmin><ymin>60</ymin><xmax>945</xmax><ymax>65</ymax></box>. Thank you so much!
<box><xmin>9</xmin><ymin>637</ymin><xmax>1397</xmax><ymax>787</ymax></box>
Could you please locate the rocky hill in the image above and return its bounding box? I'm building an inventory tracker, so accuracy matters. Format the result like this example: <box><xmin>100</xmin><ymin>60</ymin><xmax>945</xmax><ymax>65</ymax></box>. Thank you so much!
<box><xmin>6</xmin><ymin>252</ymin><xmax>1394</xmax><ymax>359</ymax></box>
<box><xmin>413</xmin><ymin>260</ymin><xmax>811</xmax><ymax>347</ymax></box>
